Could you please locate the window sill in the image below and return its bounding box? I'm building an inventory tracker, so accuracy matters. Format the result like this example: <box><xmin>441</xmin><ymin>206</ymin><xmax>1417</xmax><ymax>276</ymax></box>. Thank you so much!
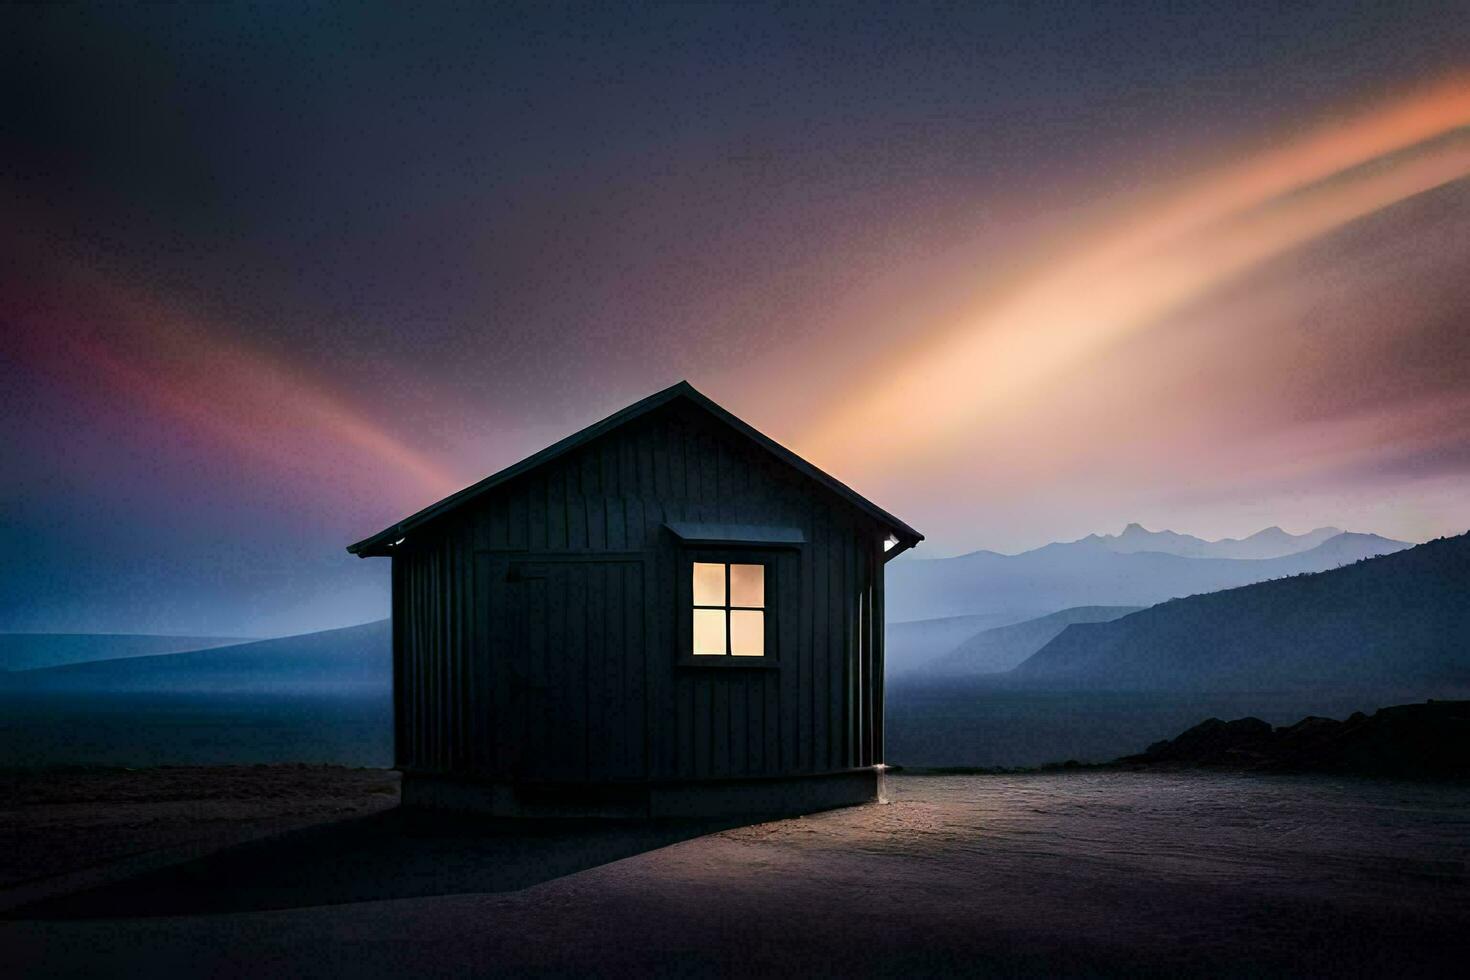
<box><xmin>676</xmin><ymin>657</ymin><xmax>780</xmax><ymax>670</ymax></box>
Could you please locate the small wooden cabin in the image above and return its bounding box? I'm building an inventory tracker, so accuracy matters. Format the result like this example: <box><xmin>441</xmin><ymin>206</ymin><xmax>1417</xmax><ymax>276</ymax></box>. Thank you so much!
<box><xmin>348</xmin><ymin>381</ymin><xmax>922</xmax><ymax>817</ymax></box>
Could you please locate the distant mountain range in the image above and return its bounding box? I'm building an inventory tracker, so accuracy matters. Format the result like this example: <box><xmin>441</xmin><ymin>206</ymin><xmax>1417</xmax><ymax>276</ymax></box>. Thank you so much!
<box><xmin>1</xmin><ymin>621</ymin><xmax>389</xmax><ymax>694</ymax></box>
<box><xmin>886</xmin><ymin>529</ymin><xmax>1409</xmax><ymax>623</ymax></box>
<box><xmin>0</xmin><ymin>524</ymin><xmax>1432</xmax><ymax>706</ymax></box>
<box><xmin>2</xmin><ymin>529</ymin><xmax>1457</xmax><ymax>773</ymax></box>
<box><xmin>921</xmin><ymin>606</ymin><xmax>1143</xmax><ymax>676</ymax></box>
<box><xmin>0</xmin><ymin>633</ymin><xmax>252</xmax><ymax>672</ymax></box>
<box><xmin>1013</xmin><ymin>533</ymin><xmax>1470</xmax><ymax>691</ymax></box>
<box><xmin>1083</xmin><ymin>523</ymin><xmax>1345</xmax><ymax>559</ymax></box>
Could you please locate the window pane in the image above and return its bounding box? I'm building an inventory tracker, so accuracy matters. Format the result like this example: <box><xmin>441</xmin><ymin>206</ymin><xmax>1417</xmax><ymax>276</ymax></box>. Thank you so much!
<box><xmin>693</xmin><ymin>562</ymin><xmax>725</xmax><ymax>606</ymax></box>
<box><xmin>693</xmin><ymin>608</ymin><xmax>727</xmax><ymax>656</ymax></box>
<box><xmin>729</xmin><ymin>563</ymin><xmax>764</xmax><ymax>608</ymax></box>
<box><xmin>730</xmin><ymin>610</ymin><xmax>764</xmax><ymax>656</ymax></box>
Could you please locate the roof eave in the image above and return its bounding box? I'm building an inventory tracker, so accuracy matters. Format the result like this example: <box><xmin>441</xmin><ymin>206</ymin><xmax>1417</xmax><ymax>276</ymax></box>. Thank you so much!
<box><xmin>347</xmin><ymin>535</ymin><xmax>397</xmax><ymax>558</ymax></box>
<box><xmin>346</xmin><ymin>382</ymin><xmax>695</xmax><ymax>557</ymax></box>
<box><xmin>882</xmin><ymin>535</ymin><xmax>922</xmax><ymax>563</ymax></box>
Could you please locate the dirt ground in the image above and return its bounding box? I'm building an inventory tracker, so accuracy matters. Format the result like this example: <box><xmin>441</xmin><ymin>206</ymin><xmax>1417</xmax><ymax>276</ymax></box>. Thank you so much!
<box><xmin>0</xmin><ymin>766</ymin><xmax>398</xmax><ymax>900</ymax></box>
<box><xmin>3</xmin><ymin>767</ymin><xmax>1468</xmax><ymax>977</ymax></box>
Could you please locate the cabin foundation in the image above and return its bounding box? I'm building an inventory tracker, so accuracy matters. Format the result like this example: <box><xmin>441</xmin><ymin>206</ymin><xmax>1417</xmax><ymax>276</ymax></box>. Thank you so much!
<box><xmin>400</xmin><ymin>766</ymin><xmax>884</xmax><ymax>819</ymax></box>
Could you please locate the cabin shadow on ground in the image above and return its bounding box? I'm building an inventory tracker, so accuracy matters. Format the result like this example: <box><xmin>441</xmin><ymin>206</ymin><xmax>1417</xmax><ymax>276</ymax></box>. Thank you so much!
<box><xmin>10</xmin><ymin>806</ymin><xmax>757</xmax><ymax>919</ymax></box>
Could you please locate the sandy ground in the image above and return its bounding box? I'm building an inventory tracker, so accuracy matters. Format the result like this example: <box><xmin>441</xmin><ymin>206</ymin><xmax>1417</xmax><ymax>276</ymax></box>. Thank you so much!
<box><xmin>3</xmin><ymin>768</ymin><xmax>1468</xmax><ymax>977</ymax></box>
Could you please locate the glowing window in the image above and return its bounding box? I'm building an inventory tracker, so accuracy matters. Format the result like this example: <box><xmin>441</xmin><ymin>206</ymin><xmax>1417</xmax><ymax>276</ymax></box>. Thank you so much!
<box><xmin>691</xmin><ymin>562</ymin><xmax>765</xmax><ymax>657</ymax></box>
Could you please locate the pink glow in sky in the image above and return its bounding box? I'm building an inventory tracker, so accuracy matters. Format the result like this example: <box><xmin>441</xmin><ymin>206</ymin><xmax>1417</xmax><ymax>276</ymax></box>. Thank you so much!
<box><xmin>4</xmin><ymin>4</ymin><xmax>1468</xmax><ymax>631</ymax></box>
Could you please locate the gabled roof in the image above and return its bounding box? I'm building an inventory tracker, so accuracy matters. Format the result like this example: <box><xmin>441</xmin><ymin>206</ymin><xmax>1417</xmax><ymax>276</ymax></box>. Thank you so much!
<box><xmin>348</xmin><ymin>381</ymin><xmax>923</xmax><ymax>558</ymax></box>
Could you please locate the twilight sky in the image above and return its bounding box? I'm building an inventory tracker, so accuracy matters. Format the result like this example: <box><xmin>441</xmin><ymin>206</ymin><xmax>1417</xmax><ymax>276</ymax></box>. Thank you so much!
<box><xmin>4</xmin><ymin>3</ymin><xmax>1469</xmax><ymax>636</ymax></box>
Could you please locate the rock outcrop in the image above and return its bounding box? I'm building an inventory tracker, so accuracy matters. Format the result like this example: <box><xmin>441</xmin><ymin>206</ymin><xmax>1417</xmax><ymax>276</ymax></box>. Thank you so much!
<box><xmin>1120</xmin><ymin>700</ymin><xmax>1470</xmax><ymax>779</ymax></box>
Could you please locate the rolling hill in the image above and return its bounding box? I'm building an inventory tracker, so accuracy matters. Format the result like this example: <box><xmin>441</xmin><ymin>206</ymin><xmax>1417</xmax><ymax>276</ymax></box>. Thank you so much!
<box><xmin>922</xmin><ymin>606</ymin><xmax>1144</xmax><ymax>676</ymax></box>
<box><xmin>886</xmin><ymin>530</ymin><xmax>1409</xmax><ymax>623</ymax></box>
<box><xmin>885</xmin><ymin>611</ymin><xmax>1045</xmax><ymax>674</ymax></box>
<box><xmin>1012</xmin><ymin>532</ymin><xmax>1470</xmax><ymax>691</ymax></box>
<box><xmin>0</xmin><ymin>633</ymin><xmax>252</xmax><ymax>672</ymax></box>
<box><xmin>2</xmin><ymin>620</ymin><xmax>390</xmax><ymax>694</ymax></box>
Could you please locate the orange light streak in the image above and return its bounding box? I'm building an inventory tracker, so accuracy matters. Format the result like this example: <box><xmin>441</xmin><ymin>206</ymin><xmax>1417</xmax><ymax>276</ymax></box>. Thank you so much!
<box><xmin>801</xmin><ymin>77</ymin><xmax>1470</xmax><ymax>475</ymax></box>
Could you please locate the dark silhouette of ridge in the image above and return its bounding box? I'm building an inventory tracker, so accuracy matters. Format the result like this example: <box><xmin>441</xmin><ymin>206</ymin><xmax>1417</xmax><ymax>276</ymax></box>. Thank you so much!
<box><xmin>1013</xmin><ymin>533</ymin><xmax>1470</xmax><ymax>690</ymax></box>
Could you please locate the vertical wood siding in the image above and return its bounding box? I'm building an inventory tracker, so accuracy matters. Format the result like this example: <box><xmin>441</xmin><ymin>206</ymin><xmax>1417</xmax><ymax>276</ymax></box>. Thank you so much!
<box><xmin>392</xmin><ymin>400</ymin><xmax>887</xmax><ymax>782</ymax></box>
